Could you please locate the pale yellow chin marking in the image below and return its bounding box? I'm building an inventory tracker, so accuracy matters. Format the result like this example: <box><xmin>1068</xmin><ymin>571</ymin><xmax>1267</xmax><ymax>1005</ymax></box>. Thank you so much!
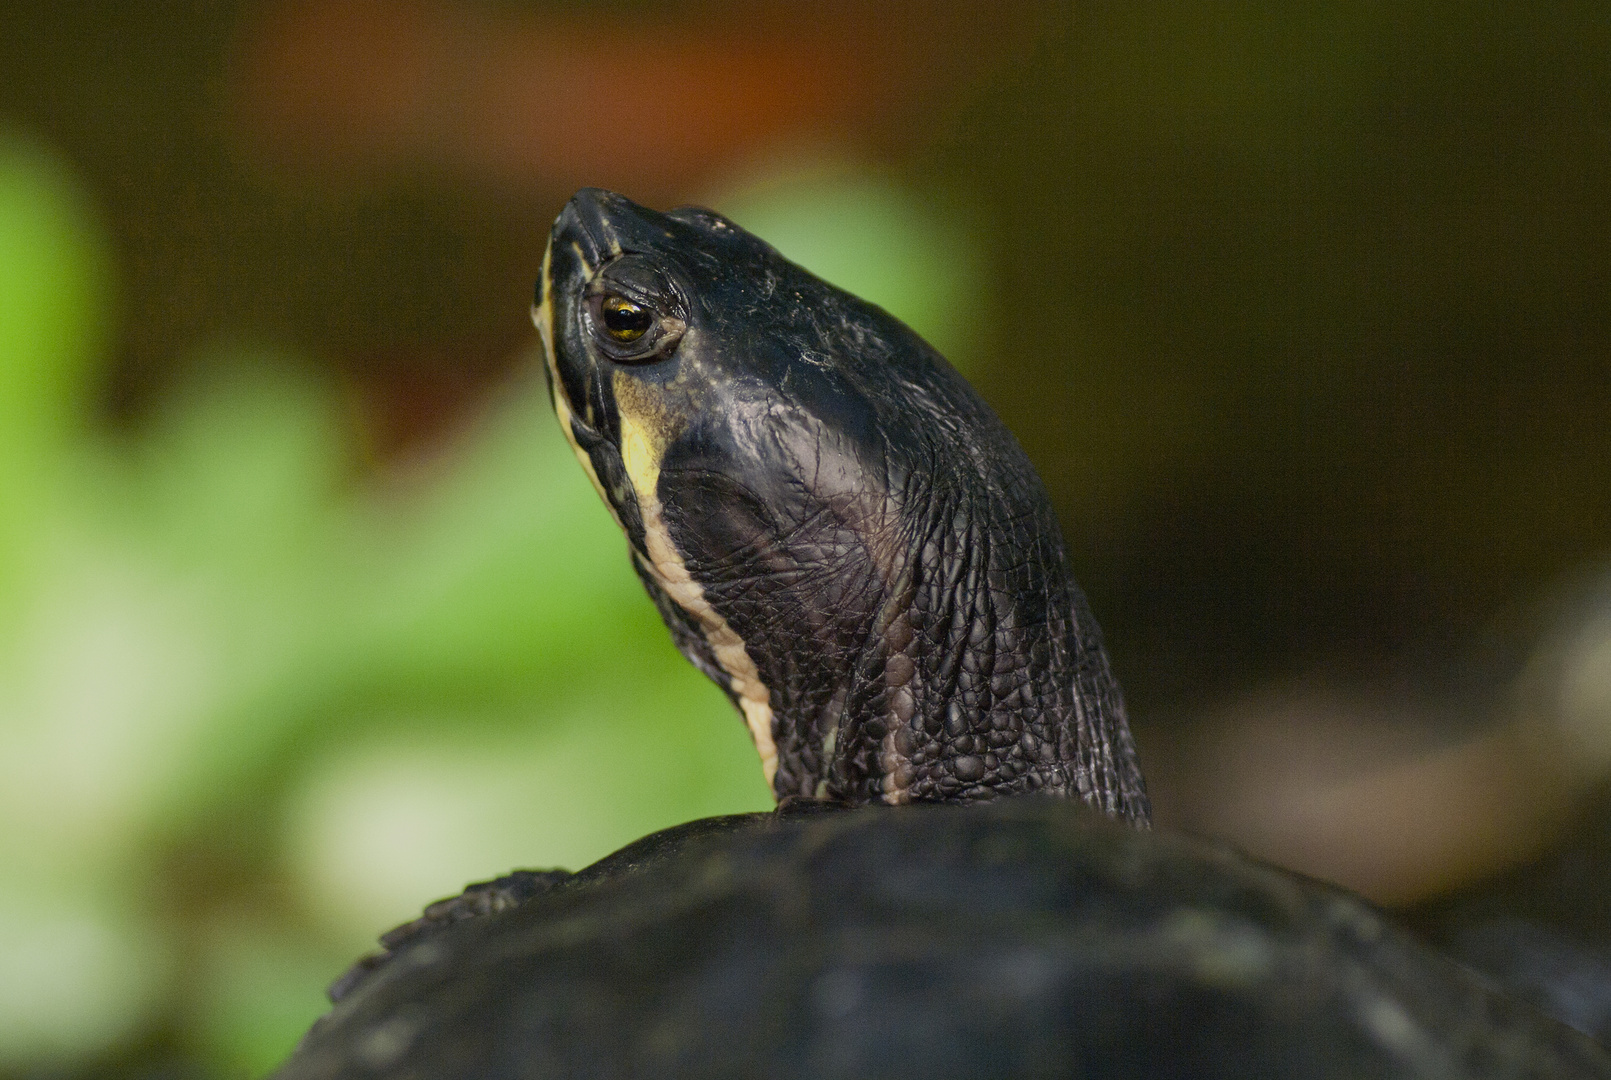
<box><xmin>637</xmin><ymin>500</ymin><xmax>780</xmax><ymax>790</ymax></box>
<box><xmin>537</xmin><ymin>248</ymin><xmax>781</xmax><ymax>793</ymax></box>
<box><xmin>615</xmin><ymin>377</ymin><xmax>780</xmax><ymax>792</ymax></box>
<box><xmin>620</xmin><ymin>422</ymin><xmax>659</xmax><ymax>499</ymax></box>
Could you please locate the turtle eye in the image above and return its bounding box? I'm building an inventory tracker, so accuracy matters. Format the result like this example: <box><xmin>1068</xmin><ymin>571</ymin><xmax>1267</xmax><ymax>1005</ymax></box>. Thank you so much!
<box><xmin>585</xmin><ymin>256</ymin><xmax>686</xmax><ymax>362</ymax></box>
<box><xmin>600</xmin><ymin>294</ymin><xmax>653</xmax><ymax>343</ymax></box>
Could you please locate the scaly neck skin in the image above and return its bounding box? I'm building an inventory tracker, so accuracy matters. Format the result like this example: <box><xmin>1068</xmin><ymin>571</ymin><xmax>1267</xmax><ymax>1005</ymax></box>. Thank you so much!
<box><xmin>647</xmin><ymin>426</ymin><xmax>1152</xmax><ymax>825</ymax></box>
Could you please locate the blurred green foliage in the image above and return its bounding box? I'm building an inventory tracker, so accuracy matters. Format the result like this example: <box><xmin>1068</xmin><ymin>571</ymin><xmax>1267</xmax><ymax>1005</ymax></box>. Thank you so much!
<box><xmin>0</xmin><ymin>137</ymin><xmax>110</xmax><ymax>635</ymax></box>
<box><xmin>0</xmin><ymin>137</ymin><xmax>782</xmax><ymax>1076</ymax></box>
<box><xmin>0</xmin><ymin>130</ymin><xmax>972</xmax><ymax>1077</ymax></box>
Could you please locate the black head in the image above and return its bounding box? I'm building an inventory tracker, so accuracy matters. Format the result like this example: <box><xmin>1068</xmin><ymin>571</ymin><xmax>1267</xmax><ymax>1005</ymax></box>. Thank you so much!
<box><xmin>536</xmin><ymin>188</ymin><xmax>1148</xmax><ymax>822</ymax></box>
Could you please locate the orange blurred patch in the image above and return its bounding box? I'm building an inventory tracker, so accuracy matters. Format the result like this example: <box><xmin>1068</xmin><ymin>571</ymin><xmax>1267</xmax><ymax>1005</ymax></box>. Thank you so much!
<box><xmin>229</xmin><ymin>0</ymin><xmax>1028</xmax><ymax>198</ymax></box>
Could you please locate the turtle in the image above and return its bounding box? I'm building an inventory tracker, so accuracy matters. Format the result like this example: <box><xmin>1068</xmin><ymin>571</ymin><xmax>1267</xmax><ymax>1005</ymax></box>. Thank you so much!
<box><xmin>275</xmin><ymin>190</ymin><xmax>1611</xmax><ymax>1079</ymax></box>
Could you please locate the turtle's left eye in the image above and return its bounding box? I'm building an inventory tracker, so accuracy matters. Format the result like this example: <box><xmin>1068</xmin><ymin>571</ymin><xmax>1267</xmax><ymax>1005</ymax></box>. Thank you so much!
<box><xmin>600</xmin><ymin>294</ymin><xmax>653</xmax><ymax>343</ymax></box>
<box><xmin>585</xmin><ymin>255</ymin><xmax>686</xmax><ymax>362</ymax></box>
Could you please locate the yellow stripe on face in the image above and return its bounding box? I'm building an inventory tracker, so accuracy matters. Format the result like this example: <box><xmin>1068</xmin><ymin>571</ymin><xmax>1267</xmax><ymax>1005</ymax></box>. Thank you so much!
<box><xmin>533</xmin><ymin>237</ymin><xmax>555</xmax><ymax>344</ymax></box>
<box><xmin>538</xmin><ymin>240</ymin><xmax>780</xmax><ymax>795</ymax></box>
<box><xmin>635</xmin><ymin>489</ymin><xmax>781</xmax><ymax>792</ymax></box>
<box><xmin>620</xmin><ymin>418</ymin><xmax>660</xmax><ymax>504</ymax></box>
<box><xmin>611</xmin><ymin>370</ymin><xmax>781</xmax><ymax>792</ymax></box>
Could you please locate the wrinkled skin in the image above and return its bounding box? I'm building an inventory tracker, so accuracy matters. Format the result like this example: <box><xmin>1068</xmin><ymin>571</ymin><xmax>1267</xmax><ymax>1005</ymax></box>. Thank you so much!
<box><xmin>537</xmin><ymin>189</ymin><xmax>1146</xmax><ymax>817</ymax></box>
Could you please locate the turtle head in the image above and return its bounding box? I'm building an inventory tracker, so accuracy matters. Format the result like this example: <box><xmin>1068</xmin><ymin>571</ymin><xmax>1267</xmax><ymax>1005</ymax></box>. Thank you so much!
<box><xmin>536</xmin><ymin>188</ymin><xmax>1148</xmax><ymax>822</ymax></box>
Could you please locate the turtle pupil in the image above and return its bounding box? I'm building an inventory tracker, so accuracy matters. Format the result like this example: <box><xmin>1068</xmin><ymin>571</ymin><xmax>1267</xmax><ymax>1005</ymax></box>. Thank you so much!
<box><xmin>601</xmin><ymin>295</ymin><xmax>653</xmax><ymax>342</ymax></box>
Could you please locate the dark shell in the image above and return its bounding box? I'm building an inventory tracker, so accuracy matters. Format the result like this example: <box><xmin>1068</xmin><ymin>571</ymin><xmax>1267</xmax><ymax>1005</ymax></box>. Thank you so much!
<box><xmin>279</xmin><ymin>799</ymin><xmax>1610</xmax><ymax>1080</ymax></box>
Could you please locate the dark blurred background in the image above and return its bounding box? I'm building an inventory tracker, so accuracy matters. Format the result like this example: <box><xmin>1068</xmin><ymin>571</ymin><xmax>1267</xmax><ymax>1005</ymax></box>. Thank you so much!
<box><xmin>2</xmin><ymin>1</ymin><xmax>1610</xmax><ymax>1075</ymax></box>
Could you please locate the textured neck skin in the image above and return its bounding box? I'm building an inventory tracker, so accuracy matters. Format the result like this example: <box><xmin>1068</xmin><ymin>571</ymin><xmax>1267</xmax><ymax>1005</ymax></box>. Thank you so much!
<box><xmin>540</xmin><ymin>189</ymin><xmax>1150</xmax><ymax>825</ymax></box>
<box><xmin>643</xmin><ymin>350</ymin><xmax>1150</xmax><ymax>822</ymax></box>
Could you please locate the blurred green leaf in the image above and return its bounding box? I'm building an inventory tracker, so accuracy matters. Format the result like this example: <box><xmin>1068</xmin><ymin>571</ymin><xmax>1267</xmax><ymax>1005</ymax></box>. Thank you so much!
<box><xmin>186</xmin><ymin>917</ymin><xmax>348</xmax><ymax>1078</ymax></box>
<box><xmin>0</xmin><ymin>134</ymin><xmax>111</xmax><ymax>637</ymax></box>
<box><xmin>0</xmin><ymin>876</ymin><xmax>169</xmax><ymax>1070</ymax></box>
<box><xmin>283</xmin><ymin>674</ymin><xmax>772</xmax><ymax>954</ymax></box>
<box><xmin>338</xmin><ymin>378</ymin><xmax>653</xmax><ymax>708</ymax></box>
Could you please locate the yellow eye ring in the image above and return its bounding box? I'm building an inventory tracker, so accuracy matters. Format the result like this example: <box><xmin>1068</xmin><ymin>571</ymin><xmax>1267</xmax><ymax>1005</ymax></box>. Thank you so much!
<box><xmin>600</xmin><ymin>294</ymin><xmax>653</xmax><ymax>343</ymax></box>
